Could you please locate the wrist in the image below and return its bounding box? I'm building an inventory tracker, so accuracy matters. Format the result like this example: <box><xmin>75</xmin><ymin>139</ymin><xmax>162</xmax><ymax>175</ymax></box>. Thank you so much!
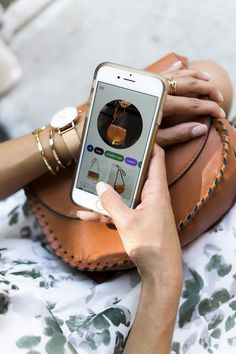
<box><xmin>132</xmin><ymin>247</ymin><xmax>183</xmax><ymax>291</ymax></box>
<box><xmin>49</xmin><ymin>107</ymin><xmax>85</xmax><ymax>164</ymax></box>
<box><xmin>141</xmin><ymin>269</ymin><xmax>183</xmax><ymax>305</ymax></box>
<box><xmin>50</xmin><ymin>111</ymin><xmax>86</xmax><ymax>165</ymax></box>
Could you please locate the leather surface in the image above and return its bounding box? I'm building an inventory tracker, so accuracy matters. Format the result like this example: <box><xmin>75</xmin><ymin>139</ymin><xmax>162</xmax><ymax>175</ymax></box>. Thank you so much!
<box><xmin>25</xmin><ymin>53</ymin><xmax>236</xmax><ymax>271</ymax></box>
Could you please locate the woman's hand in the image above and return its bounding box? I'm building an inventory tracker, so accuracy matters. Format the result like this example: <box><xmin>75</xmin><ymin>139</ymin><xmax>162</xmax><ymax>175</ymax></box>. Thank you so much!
<box><xmin>77</xmin><ymin>66</ymin><xmax>226</xmax><ymax>223</ymax></box>
<box><xmin>96</xmin><ymin>145</ymin><xmax>183</xmax><ymax>354</ymax></box>
<box><xmin>80</xmin><ymin>145</ymin><xmax>183</xmax><ymax>282</ymax></box>
<box><xmin>161</xmin><ymin>67</ymin><xmax>226</xmax><ymax>119</ymax></box>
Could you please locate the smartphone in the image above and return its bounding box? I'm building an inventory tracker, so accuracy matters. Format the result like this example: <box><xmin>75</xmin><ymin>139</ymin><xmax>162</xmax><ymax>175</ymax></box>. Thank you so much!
<box><xmin>72</xmin><ymin>62</ymin><xmax>167</xmax><ymax>215</ymax></box>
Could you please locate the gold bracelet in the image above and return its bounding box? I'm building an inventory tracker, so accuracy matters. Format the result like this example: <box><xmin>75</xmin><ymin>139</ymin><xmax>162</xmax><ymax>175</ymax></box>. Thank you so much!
<box><xmin>32</xmin><ymin>126</ymin><xmax>58</xmax><ymax>175</ymax></box>
<box><xmin>49</xmin><ymin>127</ymin><xmax>69</xmax><ymax>169</ymax></box>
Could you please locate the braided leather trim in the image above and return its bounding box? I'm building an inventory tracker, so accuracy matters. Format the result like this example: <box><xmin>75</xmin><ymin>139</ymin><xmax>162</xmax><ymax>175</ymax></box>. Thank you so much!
<box><xmin>177</xmin><ymin>118</ymin><xmax>230</xmax><ymax>232</ymax></box>
<box><xmin>28</xmin><ymin>195</ymin><xmax>134</xmax><ymax>272</ymax></box>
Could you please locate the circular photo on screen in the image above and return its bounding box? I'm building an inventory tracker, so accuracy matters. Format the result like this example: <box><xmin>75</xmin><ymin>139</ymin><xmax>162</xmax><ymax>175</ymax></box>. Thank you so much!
<box><xmin>97</xmin><ymin>100</ymin><xmax>143</xmax><ymax>149</ymax></box>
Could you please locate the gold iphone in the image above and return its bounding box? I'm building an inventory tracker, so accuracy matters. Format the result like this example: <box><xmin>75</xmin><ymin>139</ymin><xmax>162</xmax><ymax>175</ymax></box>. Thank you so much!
<box><xmin>72</xmin><ymin>63</ymin><xmax>167</xmax><ymax>215</ymax></box>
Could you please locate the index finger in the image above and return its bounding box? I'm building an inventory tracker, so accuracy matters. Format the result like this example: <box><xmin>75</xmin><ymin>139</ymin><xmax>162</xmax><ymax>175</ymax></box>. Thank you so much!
<box><xmin>148</xmin><ymin>144</ymin><xmax>167</xmax><ymax>181</ymax></box>
<box><xmin>140</xmin><ymin>144</ymin><xmax>169</xmax><ymax>202</ymax></box>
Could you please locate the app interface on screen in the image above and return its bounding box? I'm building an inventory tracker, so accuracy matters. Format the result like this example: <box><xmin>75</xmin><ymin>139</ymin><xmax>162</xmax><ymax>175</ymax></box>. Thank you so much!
<box><xmin>76</xmin><ymin>81</ymin><xmax>159</xmax><ymax>207</ymax></box>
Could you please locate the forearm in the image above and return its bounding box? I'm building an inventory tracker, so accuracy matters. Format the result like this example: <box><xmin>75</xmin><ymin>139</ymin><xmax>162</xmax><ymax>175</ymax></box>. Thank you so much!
<box><xmin>124</xmin><ymin>274</ymin><xmax>182</xmax><ymax>354</ymax></box>
<box><xmin>0</xmin><ymin>117</ymin><xmax>84</xmax><ymax>199</ymax></box>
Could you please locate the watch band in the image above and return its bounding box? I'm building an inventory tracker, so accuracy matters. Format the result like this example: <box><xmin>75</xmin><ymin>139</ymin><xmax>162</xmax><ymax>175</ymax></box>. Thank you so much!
<box><xmin>49</xmin><ymin>127</ymin><xmax>69</xmax><ymax>168</ymax></box>
<box><xmin>60</xmin><ymin>126</ymin><xmax>80</xmax><ymax>160</ymax></box>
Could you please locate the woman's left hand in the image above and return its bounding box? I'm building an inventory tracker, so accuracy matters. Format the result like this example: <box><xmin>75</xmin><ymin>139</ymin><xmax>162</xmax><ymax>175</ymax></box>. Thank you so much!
<box><xmin>77</xmin><ymin>65</ymin><xmax>224</xmax><ymax>223</ymax></box>
<box><xmin>161</xmin><ymin>67</ymin><xmax>225</xmax><ymax>120</ymax></box>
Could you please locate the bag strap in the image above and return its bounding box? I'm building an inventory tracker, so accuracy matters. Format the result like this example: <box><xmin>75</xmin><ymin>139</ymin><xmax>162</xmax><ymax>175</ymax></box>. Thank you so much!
<box><xmin>111</xmin><ymin>101</ymin><xmax>126</xmax><ymax>125</ymax></box>
<box><xmin>114</xmin><ymin>165</ymin><xmax>126</xmax><ymax>186</ymax></box>
<box><xmin>89</xmin><ymin>158</ymin><xmax>99</xmax><ymax>174</ymax></box>
<box><xmin>177</xmin><ymin>117</ymin><xmax>231</xmax><ymax>232</ymax></box>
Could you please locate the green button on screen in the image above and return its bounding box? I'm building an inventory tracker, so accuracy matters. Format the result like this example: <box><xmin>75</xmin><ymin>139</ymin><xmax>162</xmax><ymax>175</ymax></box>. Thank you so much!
<box><xmin>105</xmin><ymin>150</ymin><xmax>124</xmax><ymax>162</ymax></box>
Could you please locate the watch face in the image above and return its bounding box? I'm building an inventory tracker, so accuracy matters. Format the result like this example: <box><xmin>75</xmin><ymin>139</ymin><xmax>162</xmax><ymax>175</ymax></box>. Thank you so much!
<box><xmin>51</xmin><ymin>107</ymin><xmax>78</xmax><ymax>129</ymax></box>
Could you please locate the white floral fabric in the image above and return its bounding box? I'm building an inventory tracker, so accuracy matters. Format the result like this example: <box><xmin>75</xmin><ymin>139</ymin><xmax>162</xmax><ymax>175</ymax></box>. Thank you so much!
<box><xmin>0</xmin><ymin>189</ymin><xmax>236</xmax><ymax>354</ymax></box>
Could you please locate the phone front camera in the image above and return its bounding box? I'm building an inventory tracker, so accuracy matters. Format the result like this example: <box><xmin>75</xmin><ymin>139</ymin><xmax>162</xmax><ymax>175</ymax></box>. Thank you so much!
<box><xmin>117</xmin><ymin>76</ymin><xmax>120</xmax><ymax>79</ymax></box>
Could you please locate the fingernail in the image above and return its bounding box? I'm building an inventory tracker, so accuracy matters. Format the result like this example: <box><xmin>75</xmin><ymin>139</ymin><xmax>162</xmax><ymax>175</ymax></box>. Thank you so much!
<box><xmin>76</xmin><ymin>211</ymin><xmax>83</xmax><ymax>218</ymax></box>
<box><xmin>202</xmin><ymin>71</ymin><xmax>212</xmax><ymax>80</ymax></box>
<box><xmin>216</xmin><ymin>90</ymin><xmax>224</xmax><ymax>102</ymax></box>
<box><xmin>191</xmin><ymin>124</ymin><xmax>208</xmax><ymax>137</ymax></box>
<box><xmin>219</xmin><ymin>107</ymin><xmax>226</xmax><ymax>118</ymax></box>
<box><xmin>96</xmin><ymin>181</ymin><xmax>109</xmax><ymax>196</ymax></box>
<box><xmin>169</xmin><ymin>60</ymin><xmax>182</xmax><ymax>70</ymax></box>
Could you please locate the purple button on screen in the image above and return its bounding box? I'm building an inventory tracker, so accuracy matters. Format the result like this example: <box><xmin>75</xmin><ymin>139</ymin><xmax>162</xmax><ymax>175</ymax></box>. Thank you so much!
<box><xmin>94</xmin><ymin>147</ymin><xmax>104</xmax><ymax>155</ymax></box>
<box><xmin>125</xmin><ymin>157</ymin><xmax>137</xmax><ymax>166</ymax></box>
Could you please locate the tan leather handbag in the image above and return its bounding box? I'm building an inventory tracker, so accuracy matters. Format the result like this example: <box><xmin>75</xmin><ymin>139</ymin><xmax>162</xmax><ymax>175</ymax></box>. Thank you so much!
<box><xmin>25</xmin><ymin>53</ymin><xmax>236</xmax><ymax>272</ymax></box>
<box><xmin>106</xmin><ymin>125</ymin><xmax>127</xmax><ymax>146</ymax></box>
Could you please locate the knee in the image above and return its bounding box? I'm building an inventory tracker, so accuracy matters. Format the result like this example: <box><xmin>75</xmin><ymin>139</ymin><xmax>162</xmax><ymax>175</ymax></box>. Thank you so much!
<box><xmin>189</xmin><ymin>60</ymin><xmax>233</xmax><ymax>116</ymax></box>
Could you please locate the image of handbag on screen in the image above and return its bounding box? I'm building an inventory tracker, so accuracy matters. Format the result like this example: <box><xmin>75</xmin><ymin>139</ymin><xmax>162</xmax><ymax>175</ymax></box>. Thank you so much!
<box><xmin>114</xmin><ymin>164</ymin><xmax>126</xmax><ymax>194</ymax></box>
<box><xmin>97</xmin><ymin>99</ymin><xmax>143</xmax><ymax>149</ymax></box>
<box><xmin>106</xmin><ymin>100</ymin><xmax>130</xmax><ymax>146</ymax></box>
<box><xmin>87</xmin><ymin>158</ymin><xmax>100</xmax><ymax>181</ymax></box>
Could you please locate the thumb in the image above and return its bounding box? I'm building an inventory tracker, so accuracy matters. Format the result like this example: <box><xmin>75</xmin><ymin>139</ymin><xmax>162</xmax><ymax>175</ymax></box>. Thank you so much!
<box><xmin>96</xmin><ymin>182</ymin><xmax>131</xmax><ymax>224</ymax></box>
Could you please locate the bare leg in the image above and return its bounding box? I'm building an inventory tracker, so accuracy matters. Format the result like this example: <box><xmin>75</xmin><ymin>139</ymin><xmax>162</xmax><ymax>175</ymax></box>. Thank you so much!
<box><xmin>189</xmin><ymin>60</ymin><xmax>233</xmax><ymax>117</ymax></box>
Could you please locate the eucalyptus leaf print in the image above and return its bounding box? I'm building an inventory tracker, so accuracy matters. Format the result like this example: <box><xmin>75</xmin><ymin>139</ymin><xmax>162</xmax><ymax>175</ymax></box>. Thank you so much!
<box><xmin>66</xmin><ymin>306</ymin><xmax>131</xmax><ymax>352</ymax></box>
<box><xmin>198</xmin><ymin>289</ymin><xmax>231</xmax><ymax>316</ymax></box>
<box><xmin>172</xmin><ymin>341</ymin><xmax>180</xmax><ymax>354</ymax></box>
<box><xmin>16</xmin><ymin>336</ymin><xmax>41</xmax><ymax>349</ymax></box>
<box><xmin>8</xmin><ymin>205</ymin><xmax>20</xmax><ymax>225</ymax></box>
<box><xmin>206</xmin><ymin>254</ymin><xmax>232</xmax><ymax>277</ymax></box>
<box><xmin>103</xmin><ymin>307</ymin><xmax>131</xmax><ymax>327</ymax></box>
<box><xmin>0</xmin><ymin>290</ymin><xmax>10</xmax><ymax>314</ymax></box>
<box><xmin>113</xmin><ymin>331</ymin><xmax>128</xmax><ymax>354</ymax></box>
<box><xmin>22</xmin><ymin>200</ymin><xmax>32</xmax><ymax>218</ymax></box>
<box><xmin>229</xmin><ymin>300</ymin><xmax>236</xmax><ymax>311</ymax></box>
<box><xmin>208</xmin><ymin>313</ymin><xmax>224</xmax><ymax>330</ymax></box>
<box><xmin>178</xmin><ymin>269</ymin><xmax>203</xmax><ymax>328</ymax></box>
<box><xmin>1</xmin><ymin>182</ymin><xmax>236</xmax><ymax>353</ymax></box>
<box><xmin>20</xmin><ymin>225</ymin><xmax>32</xmax><ymax>238</ymax></box>
<box><xmin>45</xmin><ymin>333</ymin><xmax>66</xmax><ymax>354</ymax></box>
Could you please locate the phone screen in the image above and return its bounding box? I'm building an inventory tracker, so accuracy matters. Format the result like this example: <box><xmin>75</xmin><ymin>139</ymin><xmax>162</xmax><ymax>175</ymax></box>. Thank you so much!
<box><xmin>75</xmin><ymin>81</ymin><xmax>159</xmax><ymax>207</ymax></box>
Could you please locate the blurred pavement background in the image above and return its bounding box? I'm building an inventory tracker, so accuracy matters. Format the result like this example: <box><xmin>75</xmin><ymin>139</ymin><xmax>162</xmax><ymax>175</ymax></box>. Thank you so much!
<box><xmin>0</xmin><ymin>0</ymin><xmax>236</xmax><ymax>137</ymax></box>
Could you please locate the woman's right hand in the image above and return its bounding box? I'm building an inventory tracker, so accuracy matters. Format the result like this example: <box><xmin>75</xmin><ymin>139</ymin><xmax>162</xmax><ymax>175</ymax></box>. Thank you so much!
<box><xmin>94</xmin><ymin>144</ymin><xmax>183</xmax><ymax>282</ymax></box>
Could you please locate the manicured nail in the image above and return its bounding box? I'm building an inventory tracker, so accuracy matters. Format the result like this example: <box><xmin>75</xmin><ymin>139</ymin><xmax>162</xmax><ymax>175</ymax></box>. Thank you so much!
<box><xmin>191</xmin><ymin>124</ymin><xmax>208</xmax><ymax>137</ymax></box>
<box><xmin>216</xmin><ymin>90</ymin><xmax>224</xmax><ymax>102</ymax></box>
<box><xmin>96</xmin><ymin>181</ymin><xmax>109</xmax><ymax>196</ymax></box>
<box><xmin>76</xmin><ymin>210</ymin><xmax>97</xmax><ymax>220</ymax></box>
<box><xmin>76</xmin><ymin>210</ymin><xmax>85</xmax><ymax>219</ymax></box>
<box><xmin>219</xmin><ymin>107</ymin><xmax>226</xmax><ymax>118</ymax></box>
<box><xmin>169</xmin><ymin>60</ymin><xmax>182</xmax><ymax>70</ymax></box>
<box><xmin>202</xmin><ymin>71</ymin><xmax>212</xmax><ymax>80</ymax></box>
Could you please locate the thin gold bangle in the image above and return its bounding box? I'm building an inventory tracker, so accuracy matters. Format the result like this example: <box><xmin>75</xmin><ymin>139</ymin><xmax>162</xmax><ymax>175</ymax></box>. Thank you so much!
<box><xmin>32</xmin><ymin>126</ymin><xmax>57</xmax><ymax>175</ymax></box>
<box><xmin>49</xmin><ymin>127</ymin><xmax>69</xmax><ymax>169</ymax></box>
